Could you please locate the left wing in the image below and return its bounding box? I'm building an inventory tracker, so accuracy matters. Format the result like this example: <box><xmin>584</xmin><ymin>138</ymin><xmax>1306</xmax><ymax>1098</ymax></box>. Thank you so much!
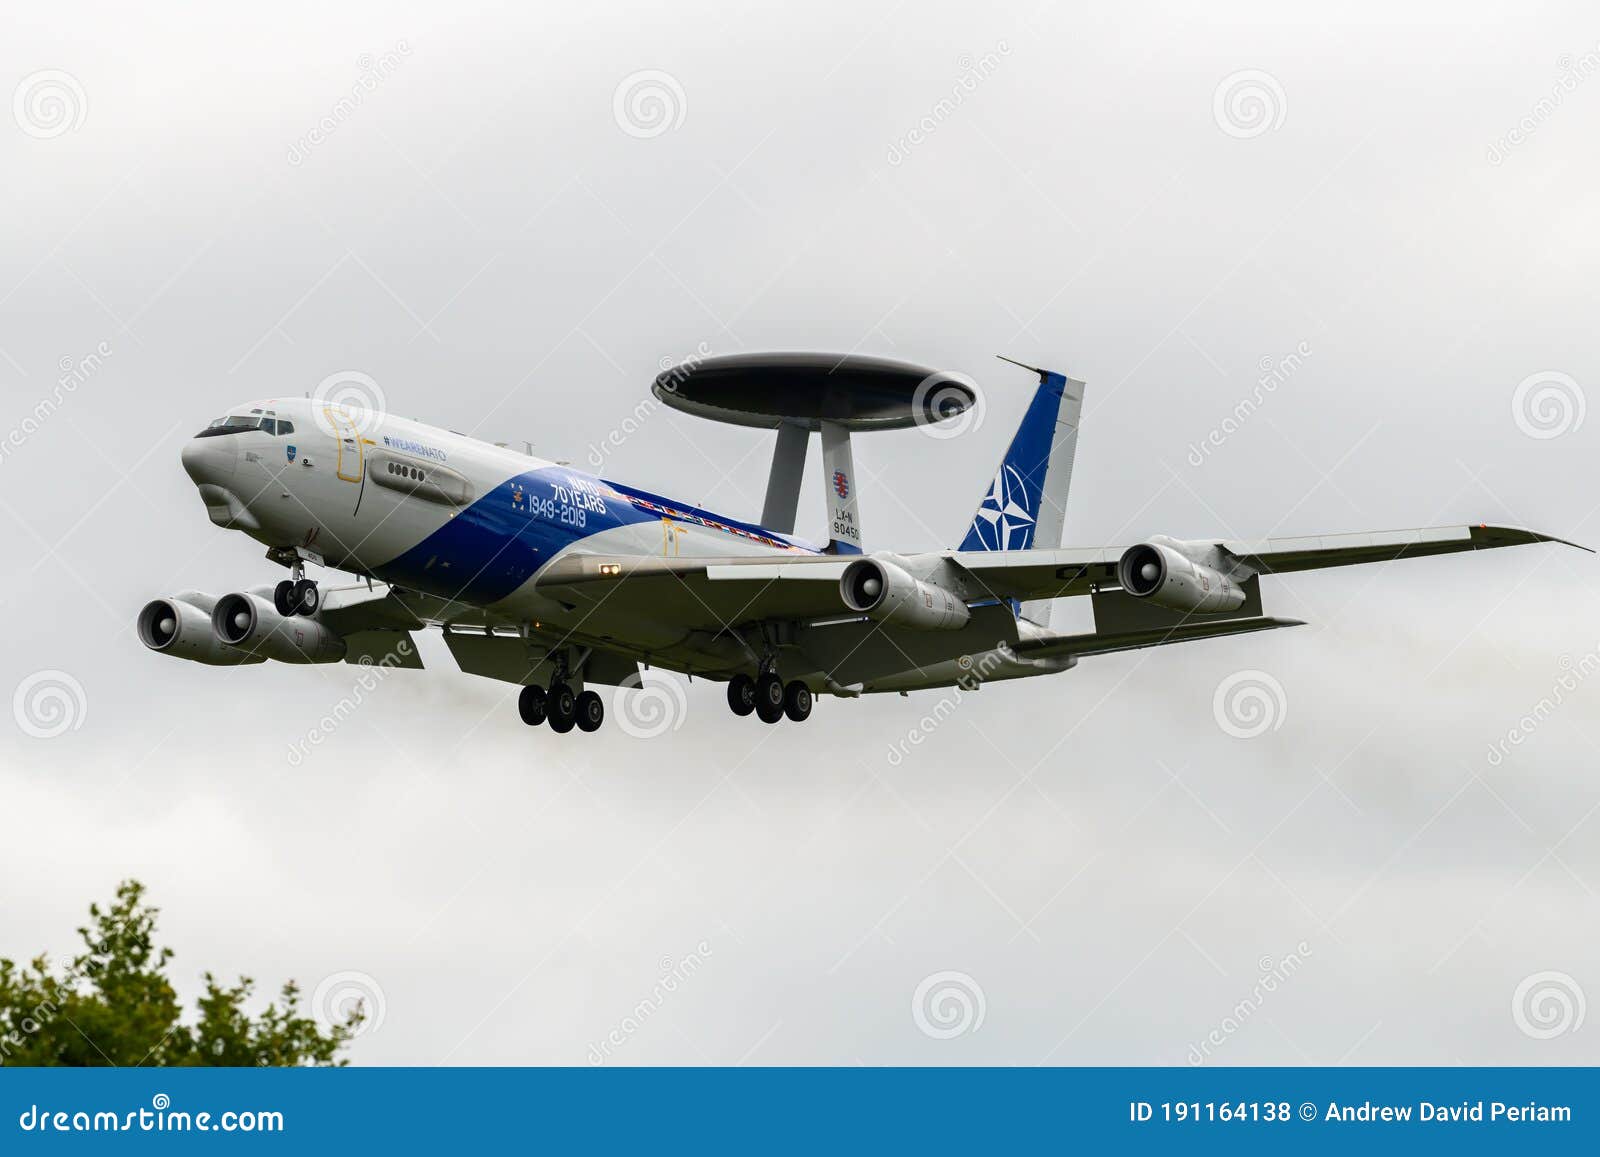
<box><xmin>531</xmin><ymin>523</ymin><xmax>1581</xmax><ymax>631</ymax></box>
<box><xmin>947</xmin><ymin>523</ymin><xmax>1583</xmax><ymax>604</ymax></box>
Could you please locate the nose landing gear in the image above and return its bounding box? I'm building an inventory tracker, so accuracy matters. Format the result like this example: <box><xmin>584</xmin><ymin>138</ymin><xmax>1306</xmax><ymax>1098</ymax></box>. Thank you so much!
<box><xmin>273</xmin><ymin>560</ymin><xmax>320</xmax><ymax>616</ymax></box>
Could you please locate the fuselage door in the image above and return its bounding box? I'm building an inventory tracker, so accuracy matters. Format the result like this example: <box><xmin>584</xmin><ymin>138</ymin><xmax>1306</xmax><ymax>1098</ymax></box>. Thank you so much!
<box><xmin>324</xmin><ymin>406</ymin><xmax>365</xmax><ymax>483</ymax></box>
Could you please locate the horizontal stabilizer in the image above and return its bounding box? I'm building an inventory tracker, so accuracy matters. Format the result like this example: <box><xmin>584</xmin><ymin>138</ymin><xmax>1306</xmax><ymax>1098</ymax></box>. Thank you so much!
<box><xmin>1012</xmin><ymin>615</ymin><xmax>1304</xmax><ymax>660</ymax></box>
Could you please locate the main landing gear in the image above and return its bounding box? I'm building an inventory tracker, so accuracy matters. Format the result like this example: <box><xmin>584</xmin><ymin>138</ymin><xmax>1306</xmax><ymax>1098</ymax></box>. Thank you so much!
<box><xmin>518</xmin><ymin>674</ymin><xmax>605</xmax><ymax>735</ymax></box>
<box><xmin>727</xmin><ymin>671</ymin><xmax>812</xmax><ymax>724</ymax></box>
<box><xmin>273</xmin><ymin>561</ymin><xmax>319</xmax><ymax>616</ymax></box>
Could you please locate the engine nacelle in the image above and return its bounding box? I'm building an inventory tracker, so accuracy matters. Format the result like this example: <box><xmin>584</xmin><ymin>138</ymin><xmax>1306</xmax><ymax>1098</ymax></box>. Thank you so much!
<box><xmin>211</xmin><ymin>592</ymin><xmax>346</xmax><ymax>664</ymax></box>
<box><xmin>840</xmin><ymin>556</ymin><xmax>971</xmax><ymax>631</ymax></box>
<box><xmin>137</xmin><ymin>593</ymin><xmax>266</xmax><ymax>666</ymax></box>
<box><xmin>1117</xmin><ymin>541</ymin><xmax>1246</xmax><ymax>614</ymax></box>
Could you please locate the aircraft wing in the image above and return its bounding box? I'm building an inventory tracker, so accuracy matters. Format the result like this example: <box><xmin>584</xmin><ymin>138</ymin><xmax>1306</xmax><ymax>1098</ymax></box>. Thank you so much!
<box><xmin>1013</xmin><ymin>616</ymin><xmax>1305</xmax><ymax>660</ymax></box>
<box><xmin>530</xmin><ymin>524</ymin><xmax>1580</xmax><ymax>634</ymax></box>
<box><xmin>533</xmin><ymin>554</ymin><xmax>854</xmax><ymax>633</ymax></box>
<box><xmin>948</xmin><ymin>523</ymin><xmax>1584</xmax><ymax>603</ymax></box>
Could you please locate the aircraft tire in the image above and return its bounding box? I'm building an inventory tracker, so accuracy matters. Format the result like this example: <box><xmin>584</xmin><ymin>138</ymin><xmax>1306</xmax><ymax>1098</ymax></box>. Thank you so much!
<box><xmin>755</xmin><ymin>672</ymin><xmax>785</xmax><ymax>724</ymax></box>
<box><xmin>547</xmin><ymin>682</ymin><xmax>577</xmax><ymax>733</ymax></box>
<box><xmin>575</xmin><ymin>690</ymin><xmax>604</xmax><ymax>732</ymax></box>
<box><xmin>518</xmin><ymin>684</ymin><xmax>548</xmax><ymax>726</ymax></box>
<box><xmin>783</xmin><ymin>681</ymin><xmax>812</xmax><ymax>722</ymax></box>
<box><xmin>727</xmin><ymin>674</ymin><xmax>756</xmax><ymax>716</ymax></box>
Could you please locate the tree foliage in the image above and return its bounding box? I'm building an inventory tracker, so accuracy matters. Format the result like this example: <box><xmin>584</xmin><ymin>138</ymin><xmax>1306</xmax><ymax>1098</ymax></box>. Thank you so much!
<box><xmin>0</xmin><ymin>880</ymin><xmax>360</xmax><ymax>1066</ymax></box>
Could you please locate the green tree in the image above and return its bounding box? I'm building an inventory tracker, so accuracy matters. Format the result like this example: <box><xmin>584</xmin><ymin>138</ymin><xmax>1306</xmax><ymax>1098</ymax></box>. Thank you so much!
<box><xmin>0</xmin><ymin>880</ymin><xmax>361</xmax><ymax>1066</ymax></box>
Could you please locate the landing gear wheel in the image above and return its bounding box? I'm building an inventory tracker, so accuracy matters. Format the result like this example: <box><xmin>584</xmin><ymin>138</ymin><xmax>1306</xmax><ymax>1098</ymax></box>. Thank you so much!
<box><xmin>546</xmin><ymin>682</ymin><xmax>577</xmax><ymax>733</ymax></box>
<box><xmin>292</xmin><ymin>579</ymin><xmax>319</xmax><ymax>616</ymax></box>
<box><xmin>518</xmin><ymin>684</ymin><xmax>548</xmax><ymax>726</ymax></box>
<box><xmin>783</xmin><ymin>681</ymin><xmax>813</xmax><ymax>722</ymax></box>
<box><xmin>755</xmin><ymin>672</ymin><xmax>785</xmax><ymax>724</ymax></box>
<box><xmin>273</xmin><ymin>580</ymin><xmax>295</xmax><ymax>616</ymax></box>
<box><xmin>575</xmin><ymin>690</ymin><xmax>604</xmax><ymax>732</ymax></box>
<box><xmin>727</xmin><ymin>674</ymin><xmax>756</xmax><ymax>717</ymax></box>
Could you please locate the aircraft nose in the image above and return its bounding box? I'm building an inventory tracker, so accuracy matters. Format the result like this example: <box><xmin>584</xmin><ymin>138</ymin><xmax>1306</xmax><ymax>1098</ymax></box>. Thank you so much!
<box><xmin>181</xmin><ymin>437</ymin><xmax>235</xmax><ymax>485</ymax></box>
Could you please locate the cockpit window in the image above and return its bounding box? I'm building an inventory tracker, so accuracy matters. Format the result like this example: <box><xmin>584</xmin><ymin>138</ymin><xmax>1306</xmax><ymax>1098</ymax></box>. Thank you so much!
<box><xmin>194</xmin><ymin>414</ymin><xmax>295</xmax><ymax>438</ymax></box>
<box><xmin>195</xmin><ymin>415</ymin><xmax>262</xmax><ymax>438</ymax></box>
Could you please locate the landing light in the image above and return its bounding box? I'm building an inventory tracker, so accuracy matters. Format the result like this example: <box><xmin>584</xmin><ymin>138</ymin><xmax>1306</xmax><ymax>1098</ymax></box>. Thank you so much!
<box><xmin>598</xmin><ymin>563</ymin><xmax>621</xmax><ymax>576</ymax></box>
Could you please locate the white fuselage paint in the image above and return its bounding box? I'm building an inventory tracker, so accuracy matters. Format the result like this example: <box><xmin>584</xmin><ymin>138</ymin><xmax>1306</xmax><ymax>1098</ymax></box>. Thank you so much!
<box><xmin>180</xmin><ymin>398</ymin><xmax>1070</xmax><ymax>693</ymax></box>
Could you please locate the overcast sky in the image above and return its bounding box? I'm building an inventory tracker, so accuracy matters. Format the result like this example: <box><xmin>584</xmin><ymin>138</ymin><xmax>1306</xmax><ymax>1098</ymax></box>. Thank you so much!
<box><xmin>3</xmin><ymin>0</ymin><xmax>1599</xmax><ymax>1065</ymax></box>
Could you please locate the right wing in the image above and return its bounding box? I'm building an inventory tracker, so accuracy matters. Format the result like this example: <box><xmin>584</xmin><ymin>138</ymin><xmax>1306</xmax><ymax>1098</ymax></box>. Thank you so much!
<box><xmin>948</xmin><ymin>523</ymin><xmax>1582</xmax><ymax>604</ymax></box>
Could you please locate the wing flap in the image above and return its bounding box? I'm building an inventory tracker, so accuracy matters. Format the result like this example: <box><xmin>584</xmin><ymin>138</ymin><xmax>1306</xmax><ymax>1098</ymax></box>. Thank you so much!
<box><xmin>1014</xmin><ymin>616</ymin><xmax>1305</xmax><ymax>659</ymax></box>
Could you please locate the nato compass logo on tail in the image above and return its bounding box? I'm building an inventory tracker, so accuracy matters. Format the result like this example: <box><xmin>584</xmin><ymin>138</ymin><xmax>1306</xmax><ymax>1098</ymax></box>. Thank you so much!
<box><xmin>970</xmin><ymin>463</ymin><xmax>1035</xmax><ymax>550</ymax></box>
<box><xmin>833</xmin><ymin>470</ymin><xmax>850</xmax><ymax>499</ymax></box>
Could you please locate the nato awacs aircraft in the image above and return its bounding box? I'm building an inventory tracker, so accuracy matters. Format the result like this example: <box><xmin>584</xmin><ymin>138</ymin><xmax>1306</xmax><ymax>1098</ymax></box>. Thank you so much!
<box><xmin>141</xmin><ymin>352</ymin><xmax>1580</xmax><ymax>734</ymax></box>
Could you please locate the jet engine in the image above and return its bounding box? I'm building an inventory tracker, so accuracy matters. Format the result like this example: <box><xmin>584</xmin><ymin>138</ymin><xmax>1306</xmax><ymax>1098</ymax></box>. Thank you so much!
<box><xmin>1116</xmin><ymin>541</ymin><xmax>1246</xmax><ymax>614</ymax></box>
<box><xmin>840</xmin><ymin>556</ymin><xmax>971</xmax><ymax>630</ymax></box>
<box><xmin>211</xmin><ymin>592</ymin><xmax>346</xmax><ymax>664</ymax></box>
<box><xmin>137</xmin><ymin>592</ymin><xmax>266</xmax><ymax>666</ymax></box>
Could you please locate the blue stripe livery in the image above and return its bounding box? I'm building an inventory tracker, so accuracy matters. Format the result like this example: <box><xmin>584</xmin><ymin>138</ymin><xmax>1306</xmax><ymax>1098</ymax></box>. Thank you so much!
<box><xmin>959</xmin><ymin>371</ymin><xmax>1073</xmax><ymax>552</ymax></box>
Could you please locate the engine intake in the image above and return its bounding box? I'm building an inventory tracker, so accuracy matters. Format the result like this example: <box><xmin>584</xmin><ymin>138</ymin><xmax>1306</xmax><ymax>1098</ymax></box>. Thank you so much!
<box><xmin>1116</xmin><ymin>542</ymin><xmax>1246</xmax><ymax>614</ymax></box>
<box><xmin>211</xmin><ymin>592</ymin><xmax>346</xmax><ymax>664</ymax></box>
<box><xmin>840</xmin><ymin>557</ymin><xmax>971</xmax><ymax>631</ymax></box>
<box><xmin>137</xmin><ymin>593</ymin><xmax>265</xmax><ymax>666</ymax></box>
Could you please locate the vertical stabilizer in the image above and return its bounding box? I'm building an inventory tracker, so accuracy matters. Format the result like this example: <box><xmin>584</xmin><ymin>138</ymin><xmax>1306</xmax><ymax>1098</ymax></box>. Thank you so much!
<box><xmin>958</xmin><ymin>361</ymin><xmax>1084</xmax><ymax>625</ymax></box>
